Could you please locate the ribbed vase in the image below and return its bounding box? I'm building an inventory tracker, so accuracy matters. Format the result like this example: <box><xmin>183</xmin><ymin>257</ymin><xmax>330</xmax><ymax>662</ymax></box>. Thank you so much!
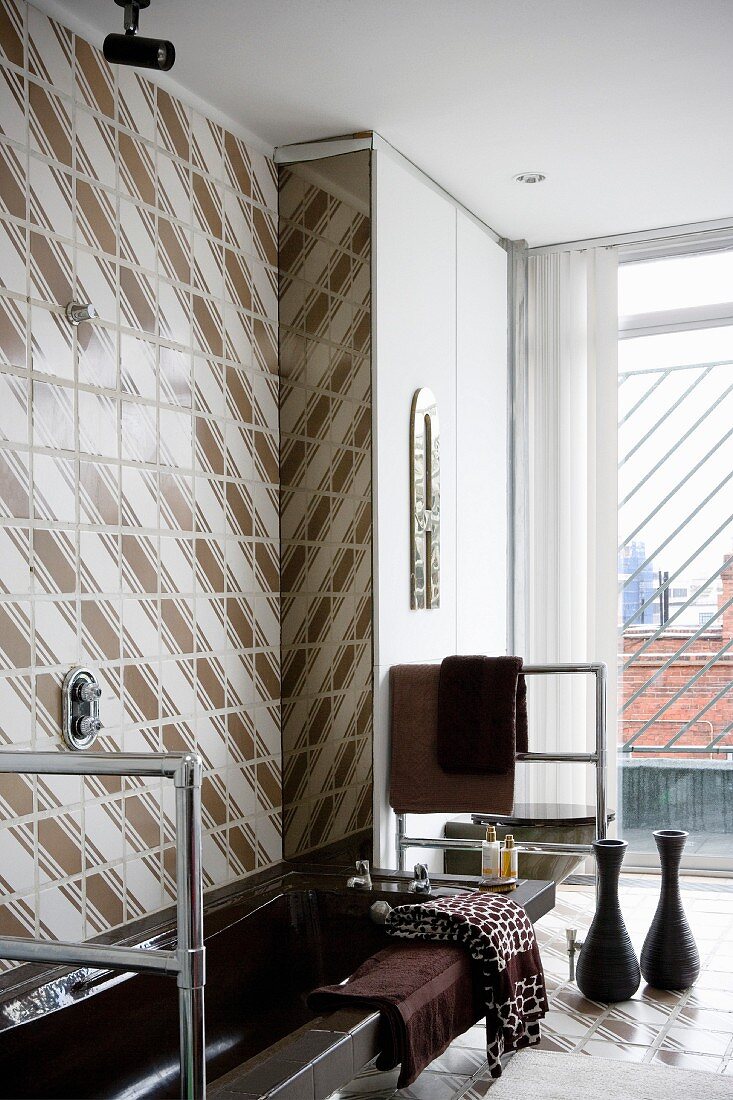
<box><xmin>640</xmin><ymin>830</ymin><xmax>700</xmax><ymax>990</ymax></box>
<box><xmin>576</xmin><ymin>839</ymin><xmax>640</xmax><ymax>1003</ymax></box>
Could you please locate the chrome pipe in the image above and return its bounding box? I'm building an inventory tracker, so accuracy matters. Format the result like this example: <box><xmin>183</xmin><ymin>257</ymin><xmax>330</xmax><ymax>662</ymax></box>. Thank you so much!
<box><xmin>516</xmin><ymin>751</ymin><xmax>598</xmax><ymax>763</ymax></box>
<box><xmin>396</xmin><ymin>813</ymin><xmax>406</xmax><ymax>872</ymax></box>
<box><xmin>595</xmin><ymin>664</ymin><xmax>608</xmax><ymax>843</ymax></box>
<box><xmin>398</xmin><ymin>835</ymin><xmax>593</xmax><ymax>855</ymax></box>
<box><xmin>522</xmin><ymin>663</ymin><xmax>605</xmax><ymax>674</ymax></box>
<box><xmin>518</xmin><ymin>841</ymin><xmax>593</xmax><ymax>855</ymax></box>
<box><xmin>175</xmin><ymin>762</ymin><xmax>206</xmax><ymax>1100</ymax></box>
<box><xmin>626</xmin><ymin>745</ymin><xmax>733</xmax><ymax>754</ymax></box>
<box><xmin>0</xmin><ymin>937</ymin><xmax>178</xmax><ymax>975</ymax></box>
<box><xmin>180</xmin><ymin>986</ymin><xmax>205</xmax><ymax>1100</ymax></box>
<box><xmin>0</xmin><ymin>750</ymin><xmax>189</xmax><ymax>780</ymax></box>
<box><xmin>0</xmin><ymin>750</ymin><xmax>206</xmax><ymax>1099</ymax></box>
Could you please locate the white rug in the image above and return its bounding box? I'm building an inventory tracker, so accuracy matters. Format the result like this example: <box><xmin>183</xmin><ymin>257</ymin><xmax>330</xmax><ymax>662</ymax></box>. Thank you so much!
<box><xmin>483</xmin><ymin>1050</ymin><xmax>732</xmax><ymax>1098</ymax></box>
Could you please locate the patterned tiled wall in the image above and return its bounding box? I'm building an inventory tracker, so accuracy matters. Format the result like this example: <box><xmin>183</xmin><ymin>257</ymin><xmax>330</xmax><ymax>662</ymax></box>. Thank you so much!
<box><xmin>0</xmin><ymin>0</ymin><xmax>280</xmax><ymax>965</ymax></box>
<box><xmin>279</xmin><ymin>156</ymin><xmax>373</xmax><ymax>859</ymax></box>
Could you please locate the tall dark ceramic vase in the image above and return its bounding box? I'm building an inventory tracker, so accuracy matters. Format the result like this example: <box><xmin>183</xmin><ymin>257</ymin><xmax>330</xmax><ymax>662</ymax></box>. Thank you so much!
<box><xmin>640</xmin><ymin>829</ymin><xmax>700</xmax><ymax>990</ymax></box>
<box><xmin>576</xmin><ymin>839</ymin><xmax>640</xmax><ymax>1003</ymax></box>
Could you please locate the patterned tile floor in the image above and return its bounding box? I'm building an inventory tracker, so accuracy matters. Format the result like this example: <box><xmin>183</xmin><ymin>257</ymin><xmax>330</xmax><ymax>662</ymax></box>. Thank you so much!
<box><xmin>327</xmin><ymin>877</ymin><xmax>733</xmax><ymax>1099</ymax></box>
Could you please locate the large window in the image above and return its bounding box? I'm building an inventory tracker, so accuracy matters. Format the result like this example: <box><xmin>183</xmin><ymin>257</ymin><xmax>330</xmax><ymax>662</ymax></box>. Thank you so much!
<box><xmin>617</xmin><ymin>246</ymin><xmax>733</xmax><ymax>870</ymax></box>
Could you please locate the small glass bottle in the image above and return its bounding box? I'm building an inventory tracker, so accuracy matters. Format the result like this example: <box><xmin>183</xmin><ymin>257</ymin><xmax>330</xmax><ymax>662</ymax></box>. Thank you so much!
<box><xmin>501</xmin><ymin>834</ymin><xmax>518</xmax><ymax>879</ymax></box>
<box><xmin>481</xmin><ymin>825</ymin><xmax>500</xmax><ymax>883</ymax></box>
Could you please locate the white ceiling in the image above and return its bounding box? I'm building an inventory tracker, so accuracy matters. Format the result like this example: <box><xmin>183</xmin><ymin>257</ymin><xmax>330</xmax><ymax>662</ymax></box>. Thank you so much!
<box><xmin>47</xmin><ymin>0</ymin><xmax>733</xmax><ymax>245</ymax></box>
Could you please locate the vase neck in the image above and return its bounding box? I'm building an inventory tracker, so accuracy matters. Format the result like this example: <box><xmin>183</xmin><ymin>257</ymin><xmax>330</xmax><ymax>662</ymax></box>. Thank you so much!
<box><xmin>655</xmin><ymin>832</ymin><xmax>686</xmax><ymax>888</ymax></box>
<box><xmin>594</xmin><ymin>843</ymin><xmax>625</xmax><ymax>908</ymax></box>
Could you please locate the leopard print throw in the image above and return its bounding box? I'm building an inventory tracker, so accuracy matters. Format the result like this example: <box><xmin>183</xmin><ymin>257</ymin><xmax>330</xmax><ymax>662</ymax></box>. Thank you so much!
<box><xmin>386</xmin><ymin>891</ymin><xmax>548</xmax><ymax>1077</ymax></box>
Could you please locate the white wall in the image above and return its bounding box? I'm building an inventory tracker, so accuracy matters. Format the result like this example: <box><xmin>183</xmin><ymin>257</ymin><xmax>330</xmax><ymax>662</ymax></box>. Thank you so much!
<box><xmin>371</xmin><ymin>146</ymin><xmax>509</xmax><ymax>868</ymax></box>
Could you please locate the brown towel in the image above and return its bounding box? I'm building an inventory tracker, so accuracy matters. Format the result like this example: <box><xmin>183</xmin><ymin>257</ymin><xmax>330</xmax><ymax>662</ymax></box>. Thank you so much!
<box><xmin>386</xmin><ymin>892</ymin><xmax>548</xmax><ymax>1079</ymax></box>
<box><xmin>307</xmin><ymin>942</ymin><xmax>481</xmax><ymax>1087</ymax></box>
<box><xmin>390</xmin><ymin>664</ymin><xmax>519</xmax><ymax>814</ymax></box>
<box><xmin>437</xmin><ymin>656</ymin><xmax>527</xmax><ymax>774</ymax></box>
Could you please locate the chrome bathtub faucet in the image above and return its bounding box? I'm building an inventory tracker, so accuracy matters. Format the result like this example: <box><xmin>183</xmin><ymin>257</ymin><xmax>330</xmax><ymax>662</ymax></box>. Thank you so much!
<box><xmin>408</xmin><ymin>862</ymin><xmax>431</xmax><ymax>894</ymax></box>
<box><xmin>347</xmin><ymin>859</ymin><xmax>372</xmax><ymax>890</ymax></box>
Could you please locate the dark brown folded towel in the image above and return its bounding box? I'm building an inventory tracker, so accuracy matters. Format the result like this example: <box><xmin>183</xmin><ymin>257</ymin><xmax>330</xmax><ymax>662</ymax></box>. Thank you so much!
<box><xmin>390</xmin><ymin>664</ymin><xmax>517</xmax><ymax>813</ymax></box>
<box><xmin>386</xmin><ymin>891</ymin><xmax>548</xmax><ymax>1079</ymax></box>
<box><xmin>307</xmin><ymin>942</ymin><xmax>481</xmax><ymax>1087</ymax></box>
<box><xmin>437</xmin><ymin>656</ymin><xmax>527</xmax><ymax>774</ymax></box>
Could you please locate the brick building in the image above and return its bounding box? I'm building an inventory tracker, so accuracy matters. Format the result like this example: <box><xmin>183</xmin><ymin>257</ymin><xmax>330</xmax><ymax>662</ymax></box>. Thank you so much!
<box><xmin>621</xmin><ymin>554</ymin><xmax>733</xmax><ymax>758</ymax></box>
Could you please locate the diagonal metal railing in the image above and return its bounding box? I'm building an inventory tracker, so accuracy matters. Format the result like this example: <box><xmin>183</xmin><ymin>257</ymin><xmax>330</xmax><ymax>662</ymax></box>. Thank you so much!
<box><xmin>619</xmin><ymin>423</ymin><xmax>733</xmax><ymax>552</ymax></box>
<box><xmin>622</xmin><ymin>636</ymin><xmax>733</xmax><ymax>749</ymax></box>
<box><xmin>619</xmin><ymin>377</ymin><xmax>733</xmax><ymax>507</ymax></box>
<box><xmin>618</xmin><ymin>366</ymin><xmax>713</xmax><ymax>468</ymax></box>
<box><xmin>619</xmin><ymin>369</ymin><xmax>672</xmax><ymax>428</ymax></box>
<box><xmin>621</xmin><ymin>466</ymin><xmax>733</xmax><ymax>590</ymax></box>
<box><xmin>618</xmin><ymin>355</ymin><xmax>733</xmax><ymax>757</ymax></box>
<box><xmin>623</xmin><ymin>553</ymin><xmax>733</xmax><ymax>666</ymax></box>
<box><xmin>621</xmin><ymin>591</ymin><xmax>733</xmax><ymax>711</ymax></box>
<box><xmin>622</xmin><ymin>511</ymin><xmax>733</xmax><ymax>629</ymax></box>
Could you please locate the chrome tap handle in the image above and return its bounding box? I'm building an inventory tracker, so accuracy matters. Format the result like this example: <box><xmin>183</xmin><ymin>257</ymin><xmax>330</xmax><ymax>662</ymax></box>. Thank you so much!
<box><xmin>77</xmin><ymin>681</ymin><xmax>102</xmax><ymax>703</ymax></box>
<box><xmin>347</xmin><ymin>859</ymin><xmax>372</xmax><ymax>890</ymax></box>
<box><xmin>408</xmin><ymin>862</ymin><xmax>431</xmax><ymax>893</ymax></box>
<box><xmin>76</xmin><ymin>716</ymin><xmax>104</xmax><ymax>738</ymax></box>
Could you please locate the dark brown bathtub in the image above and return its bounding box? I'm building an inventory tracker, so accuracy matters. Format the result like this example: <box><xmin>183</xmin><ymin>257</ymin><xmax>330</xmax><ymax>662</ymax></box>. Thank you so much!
<box><xmin>0</xmin><ymin>870</ymin><xmax>554</xmax><ymax>1099</ymax></box>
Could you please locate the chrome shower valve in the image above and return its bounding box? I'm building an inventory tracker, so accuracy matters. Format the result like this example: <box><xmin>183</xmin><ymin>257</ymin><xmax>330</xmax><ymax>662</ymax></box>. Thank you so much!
<box><xmin>62</xmin><ymin>667</ymin><xmax>104</xmax><ymax>750</ymax></box>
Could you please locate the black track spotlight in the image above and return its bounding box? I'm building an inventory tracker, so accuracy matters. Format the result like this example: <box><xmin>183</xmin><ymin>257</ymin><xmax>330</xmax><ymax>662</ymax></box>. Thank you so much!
<box><xmin>103</xmin><ymin>0</ymin><xmax>175</xmax><ymax>72</ymax></box>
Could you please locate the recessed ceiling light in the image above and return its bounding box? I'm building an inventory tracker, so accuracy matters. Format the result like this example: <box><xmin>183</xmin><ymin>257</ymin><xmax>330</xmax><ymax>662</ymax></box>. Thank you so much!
<box><xmin>513</xmin><ymin>171</ymin><xmax>547</xmax><ymax>184</ymax></box>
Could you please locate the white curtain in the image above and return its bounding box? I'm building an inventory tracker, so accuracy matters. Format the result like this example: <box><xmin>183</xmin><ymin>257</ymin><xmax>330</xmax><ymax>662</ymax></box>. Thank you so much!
<box><xmin>525</xmin><ymin>247</ymin><xmax>619</xmax><ymax>811</ymax></box>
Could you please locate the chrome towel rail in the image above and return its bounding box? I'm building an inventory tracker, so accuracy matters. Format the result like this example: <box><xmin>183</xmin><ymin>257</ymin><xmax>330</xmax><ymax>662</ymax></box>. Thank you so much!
<box><xmin>0</xmin><ymin>751</ymin><xmax>206</xmax><ymax>1099</ymax></box>
<box><xmin>395</xmin><ymin>662</ymin><xmax>608</xmax><ymax>871</ymax></box>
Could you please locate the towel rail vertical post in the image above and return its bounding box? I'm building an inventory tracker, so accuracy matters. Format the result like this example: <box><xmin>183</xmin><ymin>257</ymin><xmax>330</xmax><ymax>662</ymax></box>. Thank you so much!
<box><xmin>0</xmin><ymin>751</ymin><xmax>206</xmax><ymax>1099</ymax></box>
<box><xmin>175</xmin><ymin>753</ymin><xmax>206</xmax><ymax>1100</ymax></box>
<box><xmin>393</xmin><ymin>662</ymin><xmax>608</xmax><ymax>881</ymax></box>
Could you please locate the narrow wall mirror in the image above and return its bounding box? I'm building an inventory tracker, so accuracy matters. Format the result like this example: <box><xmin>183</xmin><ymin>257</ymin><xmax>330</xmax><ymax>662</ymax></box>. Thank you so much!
<box><xmin>410</xmin><ymin>387</ymin><xmax>440</xmax><ymax>609</ymax></box>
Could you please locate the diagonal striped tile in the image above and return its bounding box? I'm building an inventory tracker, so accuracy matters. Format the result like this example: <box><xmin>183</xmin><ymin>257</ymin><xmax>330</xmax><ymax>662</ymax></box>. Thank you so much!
<box><xmin>156</xmin><ymin>149</ymin><xmax>190</xmax><ymax>222</ymax></box>
<box><xmin>1</xmin><ymin>8</ymin><xmax>285</xmax><ymax>928</ymax></box>
<box><xmin>156</xmin><ymin>86</ymin><xmax>189</xmax><ymax>161</ymax></box>
<box><xmin>119</xmin><ymin>262</ymin><xmax>156</xmax><ymax>333</ymax></box>
<box><xmin>193</xmin><ymin>171</ymin><xmax>222</xmax><ymax>239</ymax></box>
<box><xmin>0</xmin><ymin>66</ymin><xmax>25</xmax><ymax>145</ymax></box>
<box><xmin>76</xmin><ymin>177</ymin><xmax>116</xmax><ymax>256</ymax></box>
<box><xmin>191</xmin><ymin>112</ymin><xmax>223</xmax><ymax>178</ymax></box>
<box><xmin>117</xmin><ymin>67</ymin><xmax>155</xmax><ymax>140</ymax></box>
<box><xmin>75</xmin><ymin>36</ymin><xmax>115</xmax><ymax>119</ymax></box>
<box><xmin>75</xmin><ymin>107</ymin><xmax>117</xmax><ymax>189</ymax></box>
<box><xmin>0</xmin><ymin>671</ymin><xmax>32</xmax><ymax>747</ymax></box>
<box><xmin>0</xmin><ymin>216</ymin><xmax>28</xmax><ymax>295</ymax></box>
<box><xmin>81</xmin><ymin>598</ymin><xmax>121</xmax><ymax>662</ymax></box>
<box><xmin>119</xmin><ymin>130</ymin><xmax>155</xmax><ymax>205</ymax></box>
<box><xmin>29</xmin><ymin>229</ymin><xmax>72</xmax><ymax>304</ymax></box>
<box><xmin>29</xmin><ymin>82</ymin><xmax>71</xmax><ymax>167</ymax></box>
<box><xmin>32</xmin><ymin>527</ymin><xmax>76</xmax><ymax>594</ymax></box>
<box><xmin>158</xmin><ymin>213</ymin><xmax>191</xmax><ymax>285</ymax></box>
<box><xmin>119</xmin><ymin>197</ymin><xmax>156</xmax><ymax>270</ymax></box>
<box><xmin>0</xmin><ymin>0</ymin><xmax>25</xmax><ymax>68</ymax></box>
<box><xmin>0</xmin><ymin>139</ymin><xmax>26</xmax><ymax>220</ymax></box>
<box><xmin>28</xmin><ymin>7</ymin><xmax>72</xmax><ymax>94</ymax></box>
<box><xmin>0</xmin><ymin>294</ymin><xmax>26</xmax><ymax>371</ymax></box>
<box><xmin>224</xmin><ymin>131</ymin><xmax>251</xmax><ymax>196</ymax></box>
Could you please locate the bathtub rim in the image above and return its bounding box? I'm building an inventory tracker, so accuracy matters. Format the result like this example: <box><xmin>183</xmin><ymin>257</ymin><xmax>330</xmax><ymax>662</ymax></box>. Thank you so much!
<box><xmin>0</xmin><ymin>866</ymin><xmax>554</xmax><ymax>1039</ymax></box>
